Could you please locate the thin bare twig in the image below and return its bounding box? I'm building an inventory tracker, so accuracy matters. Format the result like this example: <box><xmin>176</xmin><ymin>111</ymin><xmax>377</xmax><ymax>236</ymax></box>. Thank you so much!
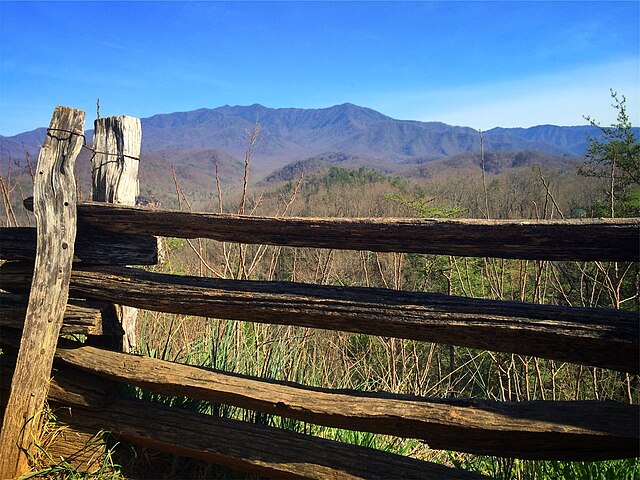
<box><xmin>479</xmin><ymin>129</ymin><xmax>490</xmax><ymax>219</ymax></box>
<box><xmin>22</xmin><ymin>143</ymin><xmax>35</xmax><ymax>184</ymax></box>
<box><xmin>239</xmin><ymin>121</ymin><xmax>261</xmax><ymax>215</ymax></box>
<box><xmin>0</xmin><ymin>174</ymin><xmax>18</xmax><ymax>227</ymax></box>
<box><xmin>213</xmin><ymin>152</ymin><xmax>223</xmax><ymax>214</ymax></box>
<box><xmin>536</xmin><ymin>165</ymin><xmax>565</xmax><ymax>219</ymax></box>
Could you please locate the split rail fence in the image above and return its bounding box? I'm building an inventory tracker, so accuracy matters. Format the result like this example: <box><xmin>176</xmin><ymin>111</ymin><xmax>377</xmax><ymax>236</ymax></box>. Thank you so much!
<box><xmin>1</xmin><ymin>106</ymin><xmax>639</xmax><ymax>479</ymax></box>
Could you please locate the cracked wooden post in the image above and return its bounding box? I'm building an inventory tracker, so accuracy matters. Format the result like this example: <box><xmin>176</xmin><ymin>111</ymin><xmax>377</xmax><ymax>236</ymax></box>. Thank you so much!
<box><xmin>0</xmin><ymin>106</ymin><xmax>85</xmax><ymax>478</ymax></box>
<box><xmin>91</xmin><ymin>116</ymin><xmax>141</xmax><ymax>353</ymax></box>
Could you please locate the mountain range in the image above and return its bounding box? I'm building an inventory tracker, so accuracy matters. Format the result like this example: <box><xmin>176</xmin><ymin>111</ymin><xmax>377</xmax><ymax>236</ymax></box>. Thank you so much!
<box><xmin>2</xmin><ymin>103</ymin><xmax>635</xmax><ymax>201</ymax></box>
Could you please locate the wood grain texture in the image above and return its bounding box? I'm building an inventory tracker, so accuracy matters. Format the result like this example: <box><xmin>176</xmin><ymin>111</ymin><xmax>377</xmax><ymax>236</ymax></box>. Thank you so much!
<box><xmin>0</xmin><ymin>338</ymin><xmax>485</xmax><ymax>479</ymax></box>
<box><xmin>52</xmin><ymin>398</ymin><xmax>488</xmax><ymax>480</ymax></box>
<box><xmin>0</xmin><ymin>226</ymin><xmax>158</xmax><ymax>265</ymax></box>
<box><xmin>90</xmin><ymin>116</ymin><xmax>141</xmax><ymax>205</ymax></box>
<box><xmin>0</xmin><ymin>293</ymin><xmax>123</xmax><ymax>336</ymax></box>
<box><xmin>0</xmin><ymin>345</ymin><xmax>112</xmax><ymax>475</ymax></box>
<box><xmin>0</xmin><ymin>339</ymin><xmax>119</xmax><ymax>414</ymax></box>
<box><xmin>18</xmin><ymin>265</ymin><xmax>632</xmax><ymax>374</ymax></box>
<box><xmin>90</xmin><ymin>116</ymin><xmax>142</xmax><ymax>353</ymax></box>
<box><xmin>73</xmin><ymin>201</ymin><xmax>639</xmax><ymax>261</ymax></box>
<box><xmin>2</xmin><ymin>263</ymin><xmax>636</xmax><ymax>372</ymax></box>
<box><xmin>52</xmin><ymin>340</ymin><xmax>639</xmax><ymax>460</ymax></box>
<box><xmin>0</xmin><ymin>106</ymin><xmax>84</xmax><ymax>478</ymax></box>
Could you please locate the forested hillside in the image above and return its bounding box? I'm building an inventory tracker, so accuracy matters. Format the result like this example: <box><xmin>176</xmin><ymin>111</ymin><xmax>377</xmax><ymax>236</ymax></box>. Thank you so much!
<box><xmin>4</xmin><ymin>103</ymin><xmax>637</xmax><ymax>202</ymax></box>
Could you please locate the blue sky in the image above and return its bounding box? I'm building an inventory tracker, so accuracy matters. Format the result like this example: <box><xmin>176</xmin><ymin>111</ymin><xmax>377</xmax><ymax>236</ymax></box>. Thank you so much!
<box><xmin>1</xmin><ymin>1</ymin><xmax>638</xmax><ymax>135</ymax></box>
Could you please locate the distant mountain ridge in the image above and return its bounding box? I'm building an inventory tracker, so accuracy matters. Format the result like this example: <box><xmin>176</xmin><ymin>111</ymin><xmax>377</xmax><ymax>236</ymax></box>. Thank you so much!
<box><xmin>2</xmin><ymin>103</ymin><xmax>636</xmax><ymax>185</ymax></box>
<box><xmin>484</xmin><ymin>125</ymin><xmax>600</xmax><ymax>157</ymax></box>
<box><xmin>137</xmin><ymin>103</ymin><xmax>487</xmax><ymax>165</ymax></box>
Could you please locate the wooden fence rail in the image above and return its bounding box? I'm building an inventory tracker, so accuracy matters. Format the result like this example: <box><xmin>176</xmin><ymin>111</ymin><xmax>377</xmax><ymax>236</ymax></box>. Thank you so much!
<box><xmin>0</xmin><ymin>336</ymin><xmax>487</xmax><ymax>480</ymax></box>
<box><xmin>51</xmin><ymin>339</ymin><xmax>640</xmax><ymax>460</ymax></box>
<box><xmin>1</xmin><ymin>106</ymin><xmax>638</xmax><ymax>479</ymax></box>
<box><xmin>52</xmin><ymin>397</ymin><xmax>485</xmax><ymax>480</ymax></box>
<box><xmin>0</xmin><ymin>225</ymin><xmax>158</xmax><ymax>265</ymax></box>
<box><xmin>2</xmin><ymin>263</ymin><xmax>637</xmax><ymax>373</ymax></box>
<box><xmin>63</xmin><ymin>200</ymin><xmax>640</xmax><ymax>261</ymax></box>
<box><xmin>3</xmin><ymin>330</ymin><xmax>635</xmax><ymax>461</ymax></box>
<box><xmin>0</xmin><ymin>293</ymin><xmax>122</xmax><ymax>335</ymax></box>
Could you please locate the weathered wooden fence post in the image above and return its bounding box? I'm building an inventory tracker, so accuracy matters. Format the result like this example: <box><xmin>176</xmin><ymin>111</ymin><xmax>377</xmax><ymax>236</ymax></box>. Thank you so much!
<box><xmin>0</xmin><ymin>106</ymin><xmax>85</xmax><ymax>478</ymax></box>
<box><xmin>91</xmin><ymin>116</ymin><xmax>141</xmax><ymax>353</ymax></box>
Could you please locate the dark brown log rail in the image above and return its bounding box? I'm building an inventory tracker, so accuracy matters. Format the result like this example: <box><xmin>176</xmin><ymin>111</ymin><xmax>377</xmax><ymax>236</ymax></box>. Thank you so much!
<box><xmin>51</xmin><ymin>398</ymin><xmax>488</xmax><ymax>480</ymax></box>
<box><xmin>25</xmin><ymin>197</ymin><xmax>640</xmax><ymax>261</ymax></box>
<box><xmin>54</xmin><ymin>398</ymin><xmax>485</xmax><ymax>480</ymax></box>
<box><xmin>1</xmin><ymin>263</ymin><xmax>636</xmax><ymax>373</ymax></box>
<box><xmin>0</xmin><ymin>340</ymin><xmax>485</xmax><ymax>479</ymax></box>
<box><xmin>0</xmin><ymin>293</ymin><xmax>122</xmax><ymax>335</ymax></box>
<box><xmin>49</xmin><ymin>340</ymin><xmax>638</xmax><ymax>461</ymax></box>
<box><xmin>0</xmin><ymin>226</ymin><xmax>158</xmax><ymax>265</ymax></box>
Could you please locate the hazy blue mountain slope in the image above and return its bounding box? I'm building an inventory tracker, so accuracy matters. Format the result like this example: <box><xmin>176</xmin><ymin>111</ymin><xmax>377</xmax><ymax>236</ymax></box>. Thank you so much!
<box><xmin>436</xmin><ymin>150</ymin><xmax>576</xmax><ymax>173</ymax></box>
<box><xmin>2</xmin><ymin>103</ymin><xmax>613</xmax><ymax>187</ymax></box>
<box><xmin>485</xmin><ymin>125</ymin><xmax>640</xmax><ymax>157</ymax></box>
<box><xmin>0</xmin><ymin>128</ymin><xmax>48</xmax><ymax>164</ymax></box>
